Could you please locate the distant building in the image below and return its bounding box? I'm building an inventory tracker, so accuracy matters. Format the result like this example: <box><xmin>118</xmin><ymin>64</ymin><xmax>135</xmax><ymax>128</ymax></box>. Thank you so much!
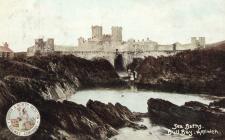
<box><xmin>27</xmin><ymin>38</ymin><xmax>75</xmax><ymax>57</ymax></box>
<box><xmin>92</xmin><ymin>25</ymin><xmax>102</xmax><ymax>40</ymax></box>
<box><xmin>111</xmin><ymin>26</ymin><xmax>122</xmax><ymax>43</ymax></box>
<box><xmin>26</xmin><ymin>25</ymin><xmax>206</xmax><ymax>70</ymax></box>
<box><xmin>78</xmin><ymin>25</ymin><xmax>123</xmax><ymax>47</ymax></box>
<box><xmin>0</xmin><ymin>42</ymin><xmax>14</xmax><ymax>58</ymax></box>
<box><xmin>27</xmin><ymin>38</ymin><xmax>55</xmax><ymax>56</ymax></box>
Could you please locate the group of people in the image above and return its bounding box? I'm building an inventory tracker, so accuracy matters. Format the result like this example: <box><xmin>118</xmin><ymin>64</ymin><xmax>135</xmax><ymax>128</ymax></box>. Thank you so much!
<box><xmin>127</xmin><ymin>69</ymin><xmax>138</xmax><ymax>81</ymax></box>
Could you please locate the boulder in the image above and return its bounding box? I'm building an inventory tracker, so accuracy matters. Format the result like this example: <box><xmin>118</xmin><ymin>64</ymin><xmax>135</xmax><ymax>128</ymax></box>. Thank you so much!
<box><xmin>87</xmin><ymin>100</ymin><xmax>147</xmax><ymax>130</ymax></box>
<box><xmin>0</xmin><ymin>55</ymin><xmax>129</xmax><ymax>140</ymax></box>
<box><xmin>210</xmin><ymin>98</ymin><xmax>225</xmax><ymax>108</ymax></box>
<box><xmin>148</xmin><ymin>98</ymin><xmax>225</xmax><ymax>138</ymax></box>
<box><xmin>136</xmin><ymin>49</ymin><xmax>225</xmax><ymax>96</ymax></box>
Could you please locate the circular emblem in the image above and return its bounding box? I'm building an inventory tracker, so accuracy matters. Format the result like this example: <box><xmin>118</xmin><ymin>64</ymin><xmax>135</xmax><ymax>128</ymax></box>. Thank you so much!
<box><xmin>6</xmin><ymin>102</ymin><xmax>41</xmax><ymax>136</ymax></box>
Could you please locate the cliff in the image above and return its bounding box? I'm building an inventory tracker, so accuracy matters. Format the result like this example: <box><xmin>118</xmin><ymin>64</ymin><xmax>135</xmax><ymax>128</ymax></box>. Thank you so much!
<box><xmin>0</xmin><ymin>55</ymin><xmax>136</xmax><ymax>140</ymax></box>
<box><xmin>136</xmin><ymin>49</ymin><xmax>225</xmax><ymax>95</ymax></box>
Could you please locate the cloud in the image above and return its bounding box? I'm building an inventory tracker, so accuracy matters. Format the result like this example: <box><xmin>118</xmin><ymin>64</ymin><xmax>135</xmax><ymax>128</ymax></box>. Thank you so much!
<box><xmin>0</xmin><ymin>0</ymin><xmax>225</xmax><ymax>51</ymax></box>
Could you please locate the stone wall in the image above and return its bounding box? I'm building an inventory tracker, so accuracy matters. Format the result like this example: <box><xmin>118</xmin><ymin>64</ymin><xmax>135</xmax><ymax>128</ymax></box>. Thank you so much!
<box><xmin>58</xmin><ymin>48</ymin><xmax>177</xmax><ymax>69</ymax></box>
<box><xmin>27</xmin><ymin>36</ymin><xmax>205</xmax><ymax>69</ymax></box>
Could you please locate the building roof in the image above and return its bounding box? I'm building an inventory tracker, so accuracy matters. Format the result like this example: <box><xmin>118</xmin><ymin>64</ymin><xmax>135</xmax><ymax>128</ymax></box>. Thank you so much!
<box><xmin>0</xmin><ymin>46</ymin><xmax>13</xmax><ymax>52</ymax></box>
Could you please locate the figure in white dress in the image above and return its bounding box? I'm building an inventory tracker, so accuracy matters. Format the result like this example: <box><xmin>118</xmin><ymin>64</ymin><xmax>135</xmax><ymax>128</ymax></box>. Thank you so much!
<box><xmin>18</xmin><ymin>108</ymin><xmax>30</xmax><ymax>130</ymax></box>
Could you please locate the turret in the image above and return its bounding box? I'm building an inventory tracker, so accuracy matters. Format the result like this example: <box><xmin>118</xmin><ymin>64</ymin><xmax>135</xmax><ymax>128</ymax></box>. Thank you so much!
<box><xmin>78</xmin><ymin>37</ymin><xmax>85</xmax><ymax>46</ymax></box>
<box><xmin>92</xmin><ymin>25</ymin><xmax>102</xmax><ymax>40</ymax></box>
<box><xmin>191</xmin><ymin>37</ymin><xmax>197</xmax><ymax>45</ymax></box>
<box><xmin>191</xmin><ymin>37</ymin><xmax>206</xmax><ymax>48</ymax></box>
<box><xmin>111</xmin><ymin>26</ymin><xmax>122</xmax><ymax>43</ymax></box>
<box><xmin>199</xmin><ymin>37</ymin><xmax>205</xmax><ymax>48</ymax></box>
<box><xmin>46</xmin><ymin>38</ymin><xmax>54</xmax><ymax>51</ymax></box>
<box><xmin>35</xmin><ymin>38</ymin><xmax>44</xmax><ymax>48</ymax></box>
<box><xmin>4</xmin><ymin>42</ymin><xmax>9</xmax><ymax>48</ymax></box>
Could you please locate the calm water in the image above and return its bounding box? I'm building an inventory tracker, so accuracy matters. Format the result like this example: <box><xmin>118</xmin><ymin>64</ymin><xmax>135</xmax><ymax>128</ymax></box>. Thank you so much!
<box><xmin>68</xmin><ymin>89</ymin><xmax>216</xmax><ymax>140</ymax></box>
<box><xmin>68</xmin><ymin>89</ymin><xmax>214</xmax><ymax>112</ymax></box>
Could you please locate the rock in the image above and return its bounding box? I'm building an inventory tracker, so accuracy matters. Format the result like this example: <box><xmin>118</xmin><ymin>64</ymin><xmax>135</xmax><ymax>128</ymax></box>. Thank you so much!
<box><xmin>127</xmin><ymin>58</ymin><xmax>144</xmax><ymax>71</ymax></box>
<box><xmin>0</xmin><ymin>95</ymin><xmax>128</xmax><ymax>140</ymax></box>
<box><xmin>184</xmin><ymin>101</ymin><xmax>209</xmax><ymax>110</ymax></box>
<box><xmin>33</xmin><ymin>100</ymin><xmax>119</xmax><ymax>140</ymax></box>
<box><xmin>0</xmin><ymin>55</ymin><xmax>129</xmax><ymax>140</ymax></box>
<box><xmin>133</xmin><ymin>112</ymin><xmax>149</xmax><ymax>118</ymax></box>
<box><xmin>147</xmin><ymin>98</ymin><xmax>225</xmax><ymax>138</ymax></box>
<box><xmin>210</xmin><ymin>98</ymin><xmax>225</xmax><ymax>108</ymax></box>
<box><xmin>87</xmin><ymin>100</ymin><xmax>147</xmax><ymax>130</ymax></box>
<box><xmin>136</xmin><ymin>49</ymin><xmax>225</xmax><ymax>96</ymax></box>
<box><xmin>0</xmin><ymin>81</ymin><xmax>16</xmax><ymax>128</ymax></box>
<box><xmin>0</xmin><ymin>54</ymin><xmax>126</xmax><ymax>103</ymax></box>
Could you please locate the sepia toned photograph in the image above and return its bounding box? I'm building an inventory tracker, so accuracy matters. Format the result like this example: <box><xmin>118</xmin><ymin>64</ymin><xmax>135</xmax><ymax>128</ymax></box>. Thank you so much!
<box><xmin>0</xmin><ymin>0</ymin><xmax>225</xmax><ymax>139</ymax></box>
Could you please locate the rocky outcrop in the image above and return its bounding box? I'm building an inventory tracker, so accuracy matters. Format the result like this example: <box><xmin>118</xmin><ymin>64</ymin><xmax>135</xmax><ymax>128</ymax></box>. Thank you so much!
<box><xmin>209</xmin><ymin>98</ymin><xmax>225</xmax><ymax>108</ymax></box>
<box><xmin>0</xmin><ymin>55</ymin><xmax>126</xmax><ymax>99</ymax></box>
<box><xmin>0</xmin><ymin>55</ymin><xmax>131</xmax><ymax>140</ymax></box>
<box><xmin>148</xmin><ymin>98</ymin><xmax>225</xmax><ymax>138</ymax></box>
<box><xmin>0</xmin><ymin>98</ymin><xmax>145</xmax><ymax>140</ymax></box>
<box><xmin>87</xmin><ymin>100</ymin><xmax>147</xmax><ymax>130</ymax></box>
<box><xmin>0</xmin><ymin>81</ymin><xmax>16</xmax><ymax>129</ymax></box>
<box><xmin>206</xmin><ymin>40</ymin><xmax>225</xmax><ymax>51</ymax></box>
<box><xmin>127</xmin><ymin>58</ymin><xmax>144</xmax><ymax>71</ymax></box>
<box><xmin>34</xmin><ymin>100</ymin><xmax>119</xmax><ymax>140</ymax></box>
<box><xmin>136</xmin><ymin>49</ymin><xmax>225</xmax><ymax>96</ymax></box>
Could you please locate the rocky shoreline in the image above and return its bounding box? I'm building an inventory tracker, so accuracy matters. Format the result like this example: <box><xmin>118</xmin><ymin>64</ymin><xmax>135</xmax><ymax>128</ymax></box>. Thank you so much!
<box><xmin>135</xmin><ymin>49</ymin><xmax>225</xmax><ymax>96</ymax></box>
<box><xmin>147</xmin><ymin>98</ymin><xmax>225</xmax><ymax>139</ymax></box>
<box><xmin>0</xmin><ymin>99</ymin><xmax>147</xmax><ymax>140</ymax></box>
<box><xmin>1</xmin><ymin>49</ymin><xmax>225</xmax><ymax>139</ymax></box>
<box><xmin>0</xmin><ymin>55</ymin><xmax>132</xmax><ymax>140</ymax></box>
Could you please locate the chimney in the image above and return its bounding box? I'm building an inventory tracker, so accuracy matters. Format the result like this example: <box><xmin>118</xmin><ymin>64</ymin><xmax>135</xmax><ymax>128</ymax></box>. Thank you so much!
<box><xmin>4</xmin><ymin>42</ymin><xmax>8</xmax><ymax>48</ymax></box>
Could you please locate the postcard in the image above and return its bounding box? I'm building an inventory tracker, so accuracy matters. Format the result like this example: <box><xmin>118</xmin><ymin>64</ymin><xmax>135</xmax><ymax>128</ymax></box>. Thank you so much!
<box><xmin>0</xmin><ymin>0</ymin><xmax>225</xmax><ymax>139</ymax></box>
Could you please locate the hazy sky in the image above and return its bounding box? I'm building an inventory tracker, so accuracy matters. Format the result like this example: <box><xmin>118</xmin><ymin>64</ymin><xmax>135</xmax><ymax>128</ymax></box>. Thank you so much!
<box><xmin>0</xmin><ymin>0</ymin><xmax>225</xmax><ymax>52</ymax></box>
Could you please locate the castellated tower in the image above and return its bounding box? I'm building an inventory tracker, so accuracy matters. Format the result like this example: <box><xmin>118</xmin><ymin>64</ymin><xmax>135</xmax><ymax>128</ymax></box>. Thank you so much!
<box><xmin>78</xmin><ymin>37</ymin><xmax>85</xmax><ymax>46</ymax></box>
<box><xmin>46</xmin><ymin>38</ymin><xmax>54</xmax><ymax>51</ymax></box>
<box><xmin>111</xmin><ymin>26</ymin><xmax>122</xmax><ymax>43</ymax></box>
<box><xmin>35</xmin><ymin>38</ymin><xmax>45</xmax><ymax>49</ymax></box>
<box><xmin>199</xmin><ymin>37</ymin><xmax>206</xmax><ymax>48</ymax></box>
<box><xmin>92</xmin><ymin>25</ymin><xmax>102</xmax><ymax>40</ymax></box>
<box><xmin>191</xmin><ymin>37</ymin><xmax>197</xmax><ymax>45</ymax></box>
<box><xmin>191</xmin><ymin>37</ymin><xmax>206</xmax><ymax>48</ymax></box>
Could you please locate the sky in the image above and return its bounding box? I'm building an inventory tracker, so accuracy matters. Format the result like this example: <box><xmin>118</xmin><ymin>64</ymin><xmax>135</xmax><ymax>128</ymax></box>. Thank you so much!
<box><xmin>0</xmin><ymin>0</ymin><xmax>225</xmax><ymax>52</ymax></box>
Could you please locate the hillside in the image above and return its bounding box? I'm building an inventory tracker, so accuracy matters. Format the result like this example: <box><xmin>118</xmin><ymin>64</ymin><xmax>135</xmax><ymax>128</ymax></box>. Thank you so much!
<box><xmin>206</xmin><ymin>40</ymin><xmax>225</xmax><ymax>50</ymax></box>
<box><xmin>136</xmin><ymin>49</ymin><xmax>225</xmax><ymax>95</ymax></box>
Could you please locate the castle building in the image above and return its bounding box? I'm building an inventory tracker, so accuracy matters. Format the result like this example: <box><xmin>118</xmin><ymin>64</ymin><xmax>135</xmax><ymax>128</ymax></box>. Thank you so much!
<box><xmin>111</xmin><ymin>26</ymin><xmax>122</xmax><ymax>43</ymax></box>
<box><xmin>27</xmin><ymin>38</ymin><xmax>55</xmax><ymax>56</ymax></box>
<box><xmin>26</xmin><ymin>25</ymin><xmax>206</xmax><ymax>69</ymax></box>
<box><xmin>92</xmin><ymin>25</ymin><xmax>102</xmax><ymax>40</ymax></box>
<box><xmin>0</xmin><ymin>42</ymin><xmax>14</xmax><ymax>58</ymax></box>
<box><xmin>78</xmin><ymin>25</ymin><xmax>123</xmax><ymax>47</ymax></box>
<box><xmin>191</xmin><ymin>37</ymin><xmax>205</xmax><ymax>48</ymax></box>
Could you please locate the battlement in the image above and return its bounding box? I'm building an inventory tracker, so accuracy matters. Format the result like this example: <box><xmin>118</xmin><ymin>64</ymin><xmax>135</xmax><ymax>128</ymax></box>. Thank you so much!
<box><xmin>28</xmin><ymin>38</ymin><xmax>55</xmax><ymax>56</ymax></box>
<box><xmin>79</xmin><ymin>25</ymin><xmax>123</xmax><ymax>47</ymax></box>
<box><xmin>91</xmin><ymin>25</ymin><xmax>102</xmax><ymax>40</ymax></box>
<box><xmin>191</xmin><ymin>37</ymin><xmax>206</xmax><ymax>48</ymax></box>
<box><xmin>111</xmin><ymin>26</ymin><xmax>122</xmax><ymax>42</ymax></box>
